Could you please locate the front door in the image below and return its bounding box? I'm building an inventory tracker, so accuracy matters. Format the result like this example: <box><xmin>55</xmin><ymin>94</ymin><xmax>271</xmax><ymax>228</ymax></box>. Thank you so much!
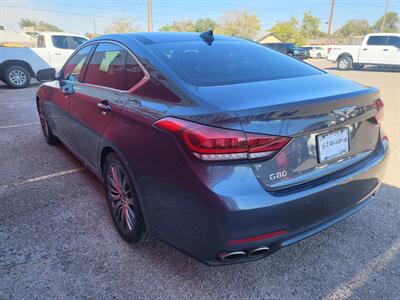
<box><xmin>47</xmin><ymin>44</ymin><xmax>94</xmax><ymax>148</ymax></box>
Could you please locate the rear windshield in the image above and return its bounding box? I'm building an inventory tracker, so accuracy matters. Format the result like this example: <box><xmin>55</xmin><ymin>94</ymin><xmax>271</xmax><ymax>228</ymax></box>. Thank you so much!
<box><xmin>149</xmin><ymin>41</ymin><xmax>323</xmax><ymax>86</ymax></box>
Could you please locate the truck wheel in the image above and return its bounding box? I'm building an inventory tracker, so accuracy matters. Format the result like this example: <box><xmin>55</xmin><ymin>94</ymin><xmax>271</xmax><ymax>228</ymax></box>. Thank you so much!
<box><xmin>3</xmin><ymin>65</ymin><xmax>31</xmax><ymax>88</ymax></box>
<box><xmin>337</xmin><ymin>56</ymin><xmax>352</xmax><ymax>70</ymax></box>
<box><xmin>353</xmin><ymin>63</ymin><xmax>364</xmax><ymax>70</ymax></box>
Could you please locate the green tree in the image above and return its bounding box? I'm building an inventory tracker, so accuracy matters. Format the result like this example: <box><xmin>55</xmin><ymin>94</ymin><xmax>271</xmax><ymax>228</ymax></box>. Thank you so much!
<box><xmin>104</xmin><ymin>19</ymin><xmax>142</xmax><ymax>33</ymax></box>
<box><xmin>270</xmin><ymin>17</ymin><xmax>306</xmax><ymax>45</ymax></box>
<box><xmin>334</xmin><ymin>19</ymin><xmax>371</xmax><ymax>37</ymax></box>
<box><xmin>215</xmin><ymin>9</ymin><xmax>261</xmax><ymax>39</ymax></box>
<box><xmin>19</xmin><ymin>18</ymin><xmax>63</xmax><ymax>31</ymax></box>
<box><xmin>193</xmin><ymin>18</ymin><xmax>217</xmax><ymax>32</ymax></box>
<box><xmin>372</xmin><ymin>12</ymin><xmax>399</xmax><ymax>32</ymax></box>
<box><xmin>159</xmin><ymin>20</ymin><xmax>194</xmax><ymax>32</ymax></box>
<box><xmin>301</xmin><ymin>12</ymin><xmax>324</xmax><ymax>39</ymax></box>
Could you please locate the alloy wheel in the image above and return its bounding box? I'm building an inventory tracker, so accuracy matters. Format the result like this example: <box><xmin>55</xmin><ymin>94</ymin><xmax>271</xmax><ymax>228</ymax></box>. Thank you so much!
<box><xmin>38</xmin><ymin>103</ymin><xmax>49</xmax><ymax>138</ymax></box>
<box><xmin>9</xmin><ymin>70</ymin><xmax>27</xmax><ymax>86</ymax></box>
<box><xmin>107</xmin><ymin>164</ymin><xmax>136</xmax><ymax>232</ymax></box>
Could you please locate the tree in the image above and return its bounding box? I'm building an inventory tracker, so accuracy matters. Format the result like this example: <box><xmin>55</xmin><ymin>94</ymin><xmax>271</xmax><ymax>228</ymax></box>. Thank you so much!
<box><xmin>159</xmin><ymin>20</ymin><xmax>194</xmax><ymax>32</ymax></box>
<box><xmin>334</xmin><ymin>19</ymin><xmax>371</xmax><ymax>37</ymax></box>
<box><xmin>270</xmin><ymin>17</ymin><xmax>306</xmax><ymax>45</ymax></box>
<box><xmin>301</xmin><ymin>12</ymin><xmax>324</xmax><ymax>39</ymax></box>
<box><xmin>215</xmin><ymin>9</ymin><xmax>261</xmax><ymax>39</ymax></box>
<box><xmin>193</xmin><ymin>18</ymin><xmax>217</xmax><ymax>32</ymax></box>
<box><xmin>372</xmin><ymin>12</ymin><xmax>399</xmax><ymax>32</ymax></box>
<box><xmin>19</xmin><ymin>18</ymin><xmax>63</xmax><ymax>32</ymax></box>
<box><xmin>104</xmin><ymin>19</ymin><xmax>142</xmax><ymax>33</ymax></box>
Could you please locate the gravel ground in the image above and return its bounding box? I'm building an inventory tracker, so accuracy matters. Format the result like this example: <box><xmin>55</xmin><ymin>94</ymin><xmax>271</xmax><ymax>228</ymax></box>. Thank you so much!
<box><xmin>0</xmin><ymin>60</ymin><xmax>399</xmax><ymax>299</ymax></box>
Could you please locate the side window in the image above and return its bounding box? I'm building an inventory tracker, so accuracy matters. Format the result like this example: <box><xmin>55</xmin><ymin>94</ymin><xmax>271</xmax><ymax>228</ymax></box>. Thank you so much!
<box><xmin>69</xmin><ymin>36</ymin><xmax>87</xmax><ymax>49</ymax></box>
<box><xmin>85</xmin><ymin>43</ymin><xmax>127</xmax><ymax>89</ymax></box>
<box><xmin>388</xmin><ymin>36</ymin><xmax>400</xmax><ymax>48</ymax></box>
<box><xmin>52</xmin><ymin>35</ymin><xmax>69</xmax><ymax>49</ymax></box>
<box><xmin>37</xmin><ymin>35</ymin><xmax>46</xmax><ymax>48</ymax></box>
<box><xmin>62</xmin><ymin>45</ymin><xmax>93</xmax><ymax>81</ymax></box>
<box><xmin>367</xmin><ymin>36</ymin><xmax>388</xmax><ymax>46</ymax></box>
<box><xmin>124</xmin><ymin>54</ymin><xmax>145</xmax><ymax>89</ymax></box>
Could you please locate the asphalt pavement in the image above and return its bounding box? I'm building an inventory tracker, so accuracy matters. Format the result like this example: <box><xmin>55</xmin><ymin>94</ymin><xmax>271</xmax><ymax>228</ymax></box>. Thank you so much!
<box><xmin>0</xmin><ymin>61</ymin><xmax>399</xmax><ymax>299</ymax></box>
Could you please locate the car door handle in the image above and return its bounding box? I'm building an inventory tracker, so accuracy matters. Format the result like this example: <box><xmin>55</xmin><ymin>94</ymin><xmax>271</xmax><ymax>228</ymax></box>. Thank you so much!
<box><xmin>97</xmin><ymin>101</ymin><xmax>112</xmax><ymax>113</ymax></box>
<box><xmin>362</xmin><ymin>48</ymin><xmax>368</xmax><ymax>51</ymax></box>
<box><xmin>54</xmin><ymin>53</ymin><xmax>62</xmax><ymax>56</ymax></box>
<box><xmin>383</xmin><ymin>49</ymin><xmax>389</xmax><ymax>51</ymax></box>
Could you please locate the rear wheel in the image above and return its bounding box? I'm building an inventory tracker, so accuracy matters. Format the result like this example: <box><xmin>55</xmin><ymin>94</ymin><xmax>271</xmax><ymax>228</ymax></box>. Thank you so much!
<box><xmin>103</xmin><ymin>153</ymin><xmax>145</xmax><ymax>243</ymax></box>
<box><xmin>4</xmin><ymin>65</ymin><xmax>31</xmax><ymax>88</ymax></box>
<box><xmin>337</xmin><ymin>56</ymin><xmax>352</xmax><ymax>70</ymax></box>
<box><xmin>37</xmin><ymin>101</ymin><xmax>58</xmax><ymax>145</ymax></box>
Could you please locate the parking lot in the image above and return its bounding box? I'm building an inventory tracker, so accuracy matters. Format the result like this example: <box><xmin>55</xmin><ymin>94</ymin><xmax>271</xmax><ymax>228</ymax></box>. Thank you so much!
<box><xmin>1</xmin><ymin>60</ymin><xmax>399</xmax><ymax>299</ymax></box>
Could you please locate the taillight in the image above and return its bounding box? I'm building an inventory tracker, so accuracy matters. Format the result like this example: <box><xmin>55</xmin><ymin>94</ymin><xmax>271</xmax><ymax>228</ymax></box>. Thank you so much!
<box><xmin>373</xmin><ymin>98</ymin><xmax>384</xmax><ymax>124</ymax></box>
<box><xmin>154</xmin><ymin>117</ymin><xmax>291</xmax><ymax>161</ymax></box>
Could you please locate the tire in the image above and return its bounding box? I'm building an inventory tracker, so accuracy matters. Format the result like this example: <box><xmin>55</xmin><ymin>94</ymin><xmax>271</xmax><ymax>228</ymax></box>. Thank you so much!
<box><xmin>353</xmin><ymin>63</ymin><xmax>365</xmax><ymax>70</ymax></box>
<box><xmin>337</xmin><ymin>56</ymin><xmax>352</xmax><ymax>70</ymax></box>
<box><xmin>317</xmin><ymin>53</ymin><xmax>322</xmax><ymax>59</ymax></box>
<box><xmin>3</xmin><ymin>65</ymin><xmax>31</xmax><ymax>88</ymax></box>
<box><xmin>103</xmin><ymin>153</ymin><xmax>146</xmax><ymax>243</ymax></box>
<box><xmin>37</xmin><ymin>100</ymin><xmax>59</xmax><ymax>145</ymax></box>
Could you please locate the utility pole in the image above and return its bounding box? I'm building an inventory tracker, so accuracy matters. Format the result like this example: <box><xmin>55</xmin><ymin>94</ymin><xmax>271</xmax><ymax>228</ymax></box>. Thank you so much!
<box><xmin>93</xmin><ymin>18</ymin><xmax>96</xmax><ymax>34</ymax></box>
<box><xmin>147</xmin><ymin>0</ymin><xmax>153</xmax><ymax>32</ymax></box>
<box><xmin>381</xmin><ymin>0</ymin><xmax>389</xmax><ymax>32</ymax></box>
<box><xmin>327</xmin><ymin>0</ymin><xmax>335</xmax><ymax>36</ymax></box>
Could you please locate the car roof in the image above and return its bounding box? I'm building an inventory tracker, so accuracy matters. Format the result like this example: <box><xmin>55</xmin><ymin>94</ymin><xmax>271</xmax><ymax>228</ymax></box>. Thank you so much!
<box><xmin>92</xmin><ymin>32</ymin><xmax>241</xmax><ymax>45</ymax></box>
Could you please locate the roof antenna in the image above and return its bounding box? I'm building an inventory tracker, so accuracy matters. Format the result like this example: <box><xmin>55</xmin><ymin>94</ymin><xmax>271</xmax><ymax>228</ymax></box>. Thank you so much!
<box><xmin>200</xmin><ymin>29</ymin><xmax>214</xmax><ymax>45</ymax></box>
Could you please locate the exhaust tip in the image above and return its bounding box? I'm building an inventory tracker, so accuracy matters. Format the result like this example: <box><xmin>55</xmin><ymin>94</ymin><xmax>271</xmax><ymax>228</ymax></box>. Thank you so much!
<box><xmin>218</xmin><ymin>251</ymin><xmax>246</xmax><ymax>262</ymax></box>
<box><xmin>248</xmin><ymin>246</ymin><xmax>270</xmax><ymax>257</ymax></box>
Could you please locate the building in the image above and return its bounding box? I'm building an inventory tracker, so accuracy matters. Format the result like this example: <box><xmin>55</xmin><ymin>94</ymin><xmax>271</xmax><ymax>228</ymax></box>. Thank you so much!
<box><xmin>0</xmin><ymin>27</ymin><xmax>36</xmax><ymax>47</ymax></box>
<box><xmin>254</xmin><ymin>32</ymin><xmax>283</xmax><ymax>43</ymax></box>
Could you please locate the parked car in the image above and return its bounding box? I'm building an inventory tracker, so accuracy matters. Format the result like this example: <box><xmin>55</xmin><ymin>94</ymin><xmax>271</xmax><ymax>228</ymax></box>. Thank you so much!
<box><xmin>0</xmin><ymin>32</ymin><xmax>87</xmax><ymax>88</ymax></box>
<box><xmin>36</xmin><ymin>32</ymin><xmax>389</xmax><ymax>265</ymax></box>
<box><xmin>263</xmin><ymin>42</ymin><xmax>308</xmax><ymax>60</ymax></box>
<box><xmin>327</xmin><ymin>33</ymin><xmax>400</xmax><ymax>70</ymax></box>
<box><xmin>303</xmin><ymin>46</ymin><xmax>327</xmax><ymax>58</ymax></box>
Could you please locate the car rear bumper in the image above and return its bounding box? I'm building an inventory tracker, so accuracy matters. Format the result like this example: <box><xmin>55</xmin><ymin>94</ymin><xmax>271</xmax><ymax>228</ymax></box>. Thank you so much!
<box><xmin>139</xmin><ymin>137</ymin><xmax>388</xmax><ymax>266</ymax></box>
<box><xmin>201</xmin><ymin>138</ymin><xmax>389</xmax><ymax>265</ymax></box>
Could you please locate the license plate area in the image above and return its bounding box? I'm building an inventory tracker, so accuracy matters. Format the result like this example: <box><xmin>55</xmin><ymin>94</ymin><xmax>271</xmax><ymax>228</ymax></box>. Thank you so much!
<box><xmin>317</xmin><ymin>128</ymin><xmax>350</xmax><ymax>163</ymax></box>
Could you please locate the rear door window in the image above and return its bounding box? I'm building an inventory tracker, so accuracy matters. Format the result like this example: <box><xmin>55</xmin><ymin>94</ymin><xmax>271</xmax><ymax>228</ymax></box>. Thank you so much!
<box><xmin>388</xmin><ymin>36</ymin><xmax>400</xmax><ymax>48</ymax></box>
<box><xmin>367</xmin><ymin>36</ymin><xmax>389</xmax><ymax>46</ymax></box>
<box><xmin>69</xmin><ymin>36</ymin><xmax>87</xmax><ymax>49</ymax></box>
<box><xmin>62</xmin><ymin>45</ymin><xmax>93</xmax><ymax>81</ymax></box>
<box><xmin>52</xmin><ymin>35</ymin><xmax>69</xmax><ymax>49</ymax></box>
<box><xmin>84</xmin><ymin>43</ymin><xmax>145</xmax><ymax>90</ymax></box>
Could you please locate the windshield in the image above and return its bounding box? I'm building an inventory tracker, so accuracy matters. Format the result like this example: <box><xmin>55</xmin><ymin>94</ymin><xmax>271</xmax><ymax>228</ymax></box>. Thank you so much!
<box><xmin>149</xmin><ymin>41</ymin><xmax>323</xmax><ymax>86</ymax></box>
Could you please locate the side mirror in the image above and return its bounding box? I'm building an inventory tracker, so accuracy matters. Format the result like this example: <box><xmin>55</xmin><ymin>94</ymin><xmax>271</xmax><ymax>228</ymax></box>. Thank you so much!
<box><xmin>36</xmin><ymin>68</ymin><xmax>56</xmax><ymax>82</ymax></box>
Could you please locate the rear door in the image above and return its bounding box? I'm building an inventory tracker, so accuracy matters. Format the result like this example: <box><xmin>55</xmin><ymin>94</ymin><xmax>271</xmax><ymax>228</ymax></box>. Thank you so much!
<box><xmin>386</xmin><ymin>36</ymin><xmax>400</xmax><ymax>65</ymax></box>
<box><xmin>359</xmin><ymin>35</ymin><xmax>389</xmax><ymax>64</ymax></box>
<box><xmin>68</xmin><ymin>42</ymin><xmax>146</xmax><ymax>169</ymax></box>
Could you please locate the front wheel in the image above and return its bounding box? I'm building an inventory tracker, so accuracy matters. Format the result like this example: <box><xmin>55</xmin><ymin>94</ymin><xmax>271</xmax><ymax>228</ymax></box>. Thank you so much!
<box><xmin>4</xmin><ymin>65</ymin><xmax>31</xmax><ymax>88</ymax></box>
<box><xmin>103</xmin><ymin>153</ymin><xmax>146</xmax><ymax>243</ymax></box>
<box><xmin>317</xmin><ymin>53</ymin><xmax>322</xmax><ymax>59</ymax></box>
<box><xmin>337</xmin><ymin>56</ymin><xmax>352</xmax><ymax>70</ymax></box>
<box><xmin>37</xmin><ymin>101</ymin><xmax>58</xmax><ymax>145</ymax></box>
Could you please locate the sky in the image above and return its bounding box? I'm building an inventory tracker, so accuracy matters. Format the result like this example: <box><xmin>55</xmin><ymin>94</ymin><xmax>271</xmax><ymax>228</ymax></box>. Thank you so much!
<box><xmin>1</xmin><ymin>0</ymin><xmax>399</xmax><ymax>35</ymax></box>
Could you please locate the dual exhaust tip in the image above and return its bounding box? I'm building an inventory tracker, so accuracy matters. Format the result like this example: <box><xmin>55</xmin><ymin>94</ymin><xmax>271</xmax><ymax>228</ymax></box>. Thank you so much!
<box><xmin>218</xmin><ymin>246</ymin><xmax>270</xmax><ymax>262</ymax></box>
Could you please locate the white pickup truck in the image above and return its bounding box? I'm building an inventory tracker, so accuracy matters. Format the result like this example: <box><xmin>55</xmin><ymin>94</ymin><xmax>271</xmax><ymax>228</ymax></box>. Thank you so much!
<box><xmin>327</xmin><ymin>33</ymin><xmax>400</xmax><ymax>70</ymax></box>
<box><xmin>0</xmin><ymin>32</ymin><xmax>87</xmax><ymax>88</ymax></box>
